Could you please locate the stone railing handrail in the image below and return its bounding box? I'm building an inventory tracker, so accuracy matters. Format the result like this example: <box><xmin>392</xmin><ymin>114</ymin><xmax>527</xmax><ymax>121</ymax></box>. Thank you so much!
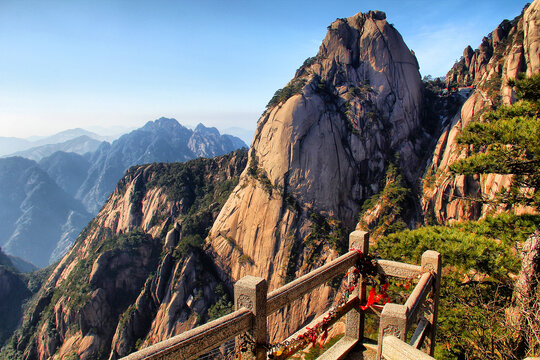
<box><xmin>121</xmin><ymin>308</ymin><xmax>252</xmax><ymax>360</ymax></box>
<box><xmin>404</xmin><ymin>272</ymin><xmax>433</xmax><ymax>326</ymax></box>
<box><xmin>382</xmin><ymin>335</ymin><xmax>435</xmax><ymax>360</ymax></box>
<box><xmin>121</xmin><ymin>231</ymin><xmax>441</xmax><ymax>360</ymax></box>
<box><xmin>266</xmin><ymin>250</ymin><xmax>358</xmax><ymax>314</ymax></box>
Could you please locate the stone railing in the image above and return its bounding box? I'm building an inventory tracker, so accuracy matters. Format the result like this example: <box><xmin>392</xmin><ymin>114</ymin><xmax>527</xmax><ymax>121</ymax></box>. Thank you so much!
<box><xmin>122</xmin><ymin>231</ymin><xmax>441</xmax><ymax>360</ymax></box>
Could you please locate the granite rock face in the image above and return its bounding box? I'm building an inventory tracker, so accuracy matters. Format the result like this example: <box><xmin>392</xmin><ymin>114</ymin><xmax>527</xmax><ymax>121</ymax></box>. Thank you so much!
<box><xmin>206</xmin><ymin>10</ymin><xmax>424</xmax><ymax>338</ymax></box>
<box><xmin>422</xmin><ymin>1</ymin><xmax>540</xmax><ymax>223</ymax></box>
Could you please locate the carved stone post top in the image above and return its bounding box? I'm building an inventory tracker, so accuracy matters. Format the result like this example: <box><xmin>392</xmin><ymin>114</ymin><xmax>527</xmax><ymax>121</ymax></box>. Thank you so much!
<box><xmin>349</xmin><ymin>230</ymin><xmax>369</xmax><ymax>253</ymax></box>
<box><xmin>379</xmin><ymin>302</ymin><xmax>408</xmax><ymax>354</ymax></box>
<box><xmin>421</xmin><ymin>251</ymin><xmax>441</xmax><ymax>275</ymax></box>
<box><xmin>381</xmin><ymin>303</ymin><xmax>408</xmax><ymax>319</ymax></box>
<box><xmin>421</xmin><ymin>250</ymin><xmax>440</xmax><ymax>263</ymax></box>
<box><xmin>234</xmin><ymin>276</ymin><xmax>267</xmax><ymax>360</ymax></box>
<box><xmin>234</xmin><ymin>276</ymin><xmax>267</xmax><ymax>315</ymax></box>
<box><xmin>235</xmin><ymin>275</ymin><xmax>267</xmax><ymax>289</ymax></box>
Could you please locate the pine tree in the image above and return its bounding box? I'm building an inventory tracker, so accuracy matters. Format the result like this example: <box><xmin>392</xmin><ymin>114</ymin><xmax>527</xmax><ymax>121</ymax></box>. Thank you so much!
<box><xmin>450</xmin><ymin>74</ymin><xmax>540</xmax><ymax>208</ymax></box>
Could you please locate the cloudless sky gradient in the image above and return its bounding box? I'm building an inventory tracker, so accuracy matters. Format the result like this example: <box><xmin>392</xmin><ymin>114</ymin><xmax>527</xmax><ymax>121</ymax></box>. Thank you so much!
<box><xmin>0</xmin><ymin>0</ymin><xmax>529</xmax><ymax>138</ymax></box>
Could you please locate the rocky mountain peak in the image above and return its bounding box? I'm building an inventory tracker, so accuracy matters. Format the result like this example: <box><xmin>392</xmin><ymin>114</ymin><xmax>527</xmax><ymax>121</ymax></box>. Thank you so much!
<box><xmin>194</xmin><ymin>123</ymin><xmax>220</xmax><ymax>136</ymax></box>
<box><xmin>142</xmin><ymin>117</ymin><xmax>187</xmax><ymax>132</ymax></box>
<box><xmin>206</xmin><ymin>9</ymin><xmax>425</xmax><ymax>340</ymax></box>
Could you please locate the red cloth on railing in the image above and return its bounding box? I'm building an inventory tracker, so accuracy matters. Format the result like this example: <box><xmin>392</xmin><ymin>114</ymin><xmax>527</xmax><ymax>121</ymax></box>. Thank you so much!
<box><xmin>360</xmin><ymin>283</ymin><xmax>389</xmax><ymax>310</ymax></box>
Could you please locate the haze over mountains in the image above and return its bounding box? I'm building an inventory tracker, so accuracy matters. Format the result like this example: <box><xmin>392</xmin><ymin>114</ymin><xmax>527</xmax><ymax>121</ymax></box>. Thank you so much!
<box><xmin>0</xmin><ymin>128</ymin><xmax>112</xmax><ymax>158</ymax></box>
<box><xmin>0</xmin><ymin>118</ymin><xmax>246</xmax><ymax>267</ymax></box>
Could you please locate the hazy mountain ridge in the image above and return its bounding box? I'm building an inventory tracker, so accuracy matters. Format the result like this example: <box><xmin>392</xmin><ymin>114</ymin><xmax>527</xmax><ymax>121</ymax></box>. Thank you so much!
<box><xmin>7</xmin><ymin>136</ymin><xmax>104</xmax><ymax>162</ymax></box>
<box><xmin>77</xmin><ymin>118</ymin><xmax>247</xmax><ymax>214</ymax></box>
<box><xmin>0</xmin><ymin>129</ymin><xmax>110</xmax><ymax>158</ymax></box>
<box><xmin>0</xmin><ymin>119</ymin><xmax>246</xmax><ymax>268</ymax></box>
<box><xmin>39</xmin><ymin>152</ymin><xmax>92</xmax><ymax>198</ymax></box>
<box><xmin>0</xmin><ymin>157</ymin><xmax>91</xmax><ymax>268</ymax></box>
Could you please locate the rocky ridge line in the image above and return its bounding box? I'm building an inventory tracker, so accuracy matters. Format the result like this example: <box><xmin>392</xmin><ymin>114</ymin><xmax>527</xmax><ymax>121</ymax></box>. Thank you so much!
<box><xmin>422</xmin><ymin>1</ymin><xmax>540</xmax><ymax>223</ymax></box>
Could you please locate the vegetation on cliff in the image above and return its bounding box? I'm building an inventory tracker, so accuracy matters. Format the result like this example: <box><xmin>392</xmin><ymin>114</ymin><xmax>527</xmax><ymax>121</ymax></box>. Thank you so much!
<box><xmin>451</xmin><ymin>74</ymin><xmax>540</xmax><ymax>209</ymax></box>
<box><xmin>0</xmin><ymin>150</ymin><xmax>247</xmax><ymax>360</ymax></box>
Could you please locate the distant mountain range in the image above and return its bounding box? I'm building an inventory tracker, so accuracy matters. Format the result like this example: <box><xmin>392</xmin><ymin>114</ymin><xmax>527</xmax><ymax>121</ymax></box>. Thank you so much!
<box><xmin>0</xmin><ymin>128</ymin><xmax>112</xmax><ymax>157</ymax></box>
<box><xmin>77</xmin><ymin>118</ymin><xmax>248</xmax><ymax>213</ymax></box>
<box><xmin>0</xmin><ymin>118</ymin><xmax>247</xmax><ymax>268</ymax></box>
<box><xmin>7</xmin><ymin>135</ymin><xmax>104</xmax><ymax>161</ymax></box>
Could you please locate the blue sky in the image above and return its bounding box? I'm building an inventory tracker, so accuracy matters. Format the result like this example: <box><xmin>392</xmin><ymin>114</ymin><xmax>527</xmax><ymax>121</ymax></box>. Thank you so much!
<box><xmin>0</xmin><ymin>0</ymin><xmax>528</xmax><ymax>138</ymax></box>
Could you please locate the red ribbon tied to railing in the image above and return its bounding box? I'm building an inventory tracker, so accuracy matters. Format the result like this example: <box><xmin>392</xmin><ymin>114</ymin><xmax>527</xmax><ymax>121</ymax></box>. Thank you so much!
<box><xmin>360</xmin><ymin>283</ymin><xmax>389</xmax><ymax>310</ymax></box>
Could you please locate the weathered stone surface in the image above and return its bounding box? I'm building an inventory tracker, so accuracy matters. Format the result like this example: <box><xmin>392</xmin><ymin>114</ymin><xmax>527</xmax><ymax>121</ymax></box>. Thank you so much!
<box><xmin>207</xmin><ymin>10</ymin><xmax>423</xmax><ymax>341</ymax></box>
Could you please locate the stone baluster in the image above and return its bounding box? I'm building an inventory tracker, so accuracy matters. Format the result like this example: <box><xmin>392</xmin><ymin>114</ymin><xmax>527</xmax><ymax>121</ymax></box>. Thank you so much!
<box><xmin>377</xmin><ymin>303</ymin><xmax>408</xmax><ymax>360</ymax></box>
<box><xmin>234</xmin><ymin>276</ymin><xmax>268</xmax><ymax>360</ymax></box>
<box><xmin>345</xmin><ymin>231</ymin><xmax>369</xmax><ymax>342</ymax></box>
<box><xmin>421</xmin><ymin>250</ymin><xmax>441</xmax><ymax>356</ymax></box>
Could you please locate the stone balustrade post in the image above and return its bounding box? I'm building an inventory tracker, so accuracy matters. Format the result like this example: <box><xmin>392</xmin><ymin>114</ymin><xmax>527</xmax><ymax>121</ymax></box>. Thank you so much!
<box><xmin>377</xmin><ymin>303</ymin><xmax>408</xmax><ymax>360</ymax></box>
<box><xmin>345</xmin><ymin>231</ymin><xmax>369</xmax><ymax>342</ymax></box>
<box><xmin>421</xmin><ymin>250</ymin><xmax>441</xmax><ymax>356</ymax></box>
<box><xmin>234</xmin><ymin>276</ymin><xmax>268</xmax><ymax>360</ymax></box>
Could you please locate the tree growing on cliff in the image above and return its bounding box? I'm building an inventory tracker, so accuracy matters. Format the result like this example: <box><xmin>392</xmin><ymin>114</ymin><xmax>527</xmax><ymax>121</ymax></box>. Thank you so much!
<box><xmin>450</xmin><ymin>74</ymin><xmax>540</xmax><ymax>209</ymax></box>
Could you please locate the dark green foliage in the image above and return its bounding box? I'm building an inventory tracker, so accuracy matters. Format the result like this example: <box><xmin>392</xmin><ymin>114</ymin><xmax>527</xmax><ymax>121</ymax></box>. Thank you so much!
<box><xmin>451</xmin><ymin>74</ymin><xmax>540</xmax><ymax>209</ymax></box>
<box><xmin>483</xmin><ymin>74</ymin><xmax>503</xmax><ymax>106</ymax></box>
<box><xmin>305</xmin><ymin>213</ymin><xmax>348</xmax><ymax>262</ymax></box>
<box><xmin>23</xmin><ymin>263</ymin><xmax>55</xmax><ymax>294</ymax></box>
<box><xmin>301</xmin><ymin>56</ymin><xmax>317</xmax><ymax>69</ymax></box>
<box><xmin>173</xmin><ymin>234</ymin><xmax>204</xmax><ymax>260</ymax></box>
<box><xmin>207</xmin><ymin>284</ymin><xmax>233</xmax><ymax>320</ymax></box>
<box><xmin>266</xmin><ymin>78</ymin><xmax>307</xmax><ymax>108</ymax></box>
<box><xmin>247</xmin><ymin>151</ymin><xmax>258</xmax><ymax>177</ymax></box>
<box><xmin>0</xmin><ymin>267</ymin><xmax>31</xmax><ymax>346</ymax></box>
<box><xmin>509</xmin><ymin>73</ymin><xmax>540</xmax><ymax>101</ymax></box>
<box><xmin>129</xmin><ymin>175</ymin><xmax>146</xmax><ymax>214</ymax></box>
<box><xmin>118</xmin><ymin>304</ymin><xmax>136</xmax><ymax>328</ymax></box>
<box><xmin>358</xmin><ymin>164</ymin><xmax>410</xmax><ymax>237</ymax></box>
<box><xmin>247</xmin><ymin>152</ymin><xmax>276</xmax><ymax>195</ymax></box>
<box><xmin>374</xmin><ymin>213</ymin><xmax>540</xmax><ymax>360</ymax></box>
<box><xmin>146</xmin><ymin>150</ymin><xmax>246</xmax><ymax>258</ymax></box>
<box><xmin>285</xmin><ymin>234</ymin><xmax>301</xmax><ymax>284</ymax></box>
<box><xmin>65</xmin><ymin>230</ymin><xmax>153</xmax><ymax>311</ymax></box>
<box><xmin>421</xmin><ymin>77</ymin><xmax>462</xmax><ymax>138</ymax></box>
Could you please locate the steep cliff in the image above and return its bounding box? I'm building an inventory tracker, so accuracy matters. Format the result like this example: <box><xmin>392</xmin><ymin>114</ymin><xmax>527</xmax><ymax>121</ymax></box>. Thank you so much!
<box><xmin>1</xmin><ymin>150</ymin><xmax>247</xmax><ymax>360</ymax></box>
<box><xmin>206</xmin><ymin>10</ymin><xmax>424</xmax><ymax>339</ymax></box>
<box><xmin>422</xmin><ymin>1</ymin><xmax>540</xmax><ymax>223</ymax></box>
